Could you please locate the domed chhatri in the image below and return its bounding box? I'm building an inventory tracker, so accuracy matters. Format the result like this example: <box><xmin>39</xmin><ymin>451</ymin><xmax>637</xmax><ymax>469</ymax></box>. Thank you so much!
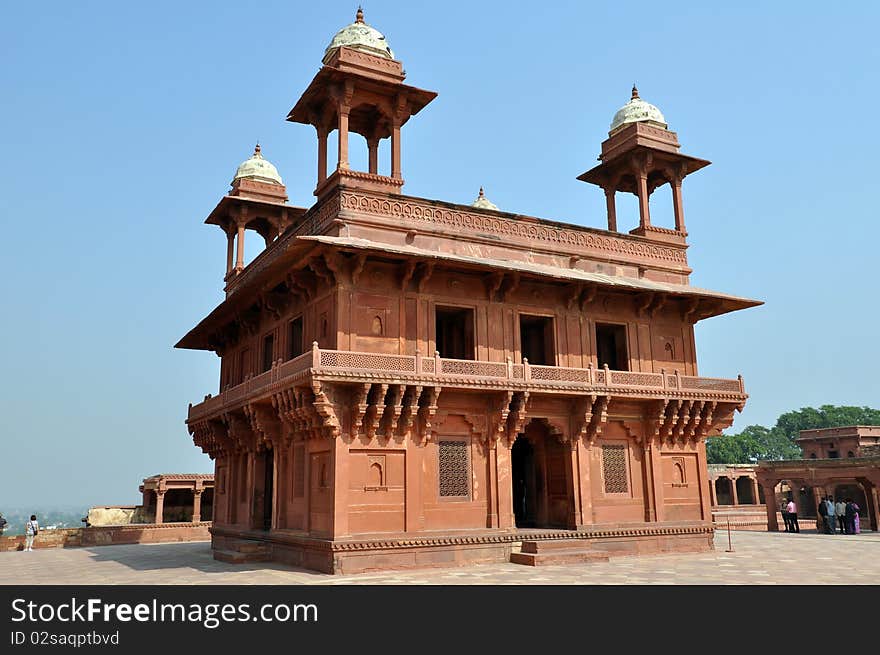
<box><xmin>471</xmin><ymin>186</ymin><xmax>499</xmax><ymax>210</ymax></box>
<box><xmin>233</xmin><ymin>144</ymin><xmax>284</xmax><ymax>186</ymax></box>
<box><xmin>609</xmin><ymin>85</ymin><xmax>667</xmax><ymax>134</ymax></box>
<box><xmin>323</xmin><ymin>7</ymin><xmax>395</xmax><ymax>64</ymax></box>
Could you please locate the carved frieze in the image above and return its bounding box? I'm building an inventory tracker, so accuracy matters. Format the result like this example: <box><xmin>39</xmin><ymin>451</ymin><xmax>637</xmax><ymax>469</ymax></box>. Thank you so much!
<box><xmin>337</xmin><ymin>190</ymin><xmax>689</xmax><ymax>266</ymax></box>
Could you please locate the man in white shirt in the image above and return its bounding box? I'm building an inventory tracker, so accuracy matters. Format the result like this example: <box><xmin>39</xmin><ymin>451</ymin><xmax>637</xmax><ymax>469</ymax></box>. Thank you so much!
<box><xmin>824</xmin><ymin>496</ymin><xmax>836</xmax><ymax>534</ymax></box>
<box><xmin>785</xmin><ymin>499</ymin><xmax>799</xmax><ymax>533</ymax></box>
<box><xmin>835</xmin><ymin>499</ymin><xmax>846</xmax><ymax>534</ymax></box>
<box><xmin>24</xmin><ymin>515</ymin><xmax>39</xmax><ymax>551</ymax></box>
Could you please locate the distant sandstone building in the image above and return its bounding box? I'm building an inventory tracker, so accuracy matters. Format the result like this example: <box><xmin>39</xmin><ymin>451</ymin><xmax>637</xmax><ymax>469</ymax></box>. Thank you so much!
<box><xmin>85</xmin><ymin>473</ymin><xmax>214</xmax><ymax>526</ymax></box>
<box><xmin>757</xmin><ymin>426</ymin><xmax>880</xmax><ymax>531</ymax></box>
<box><xmin>177</xmin><ymin>10</ymin><xmax>761</xmax><ymax>572</ymax></box>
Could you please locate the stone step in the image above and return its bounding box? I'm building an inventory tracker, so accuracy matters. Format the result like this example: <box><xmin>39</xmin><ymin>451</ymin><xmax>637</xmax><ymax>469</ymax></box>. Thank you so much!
<box><xmin>213</xmin><ymin>549</ymin><xmax>270</xmax><ymax>564</ymax></box>
<box><xmin>521</xmin><ymin>539</ymin><xmax>594</xmax><ymax>554</ymax></box>
<box><xmin>510</xmin><ymin>549</ymin><xmax>610</xmax><ymax>567</ymax></box>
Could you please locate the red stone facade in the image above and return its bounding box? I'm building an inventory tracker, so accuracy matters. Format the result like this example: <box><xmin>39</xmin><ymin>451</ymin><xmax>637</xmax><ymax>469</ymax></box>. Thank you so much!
<box><xmin>177</xmin><ymin>12</ymin><xmax>761</xmax><ymax>573</ymax></box>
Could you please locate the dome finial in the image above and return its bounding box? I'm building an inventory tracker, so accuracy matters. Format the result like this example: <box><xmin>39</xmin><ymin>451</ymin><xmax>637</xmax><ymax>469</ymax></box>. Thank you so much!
<box><xmin>254</xmin><ymin>142</ymin><xmax>261</xmax><ymax>156</ymax></box>
<box><xmin>472</xmin><ymin>186</ymin><xmax>498</xmax><ymax>210</ymax></box>
<box><xmin>356</xmin><ymin>6</ymin><xmax>364</xmax><ymax>23</ymax></box>
<box><xmin>632</xmin><ymin>84</ymin><xmax>639</xmax><ymax>100</ymax></box>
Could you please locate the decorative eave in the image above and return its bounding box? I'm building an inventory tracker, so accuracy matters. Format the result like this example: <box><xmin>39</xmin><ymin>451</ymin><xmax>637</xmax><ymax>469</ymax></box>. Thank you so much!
<box><xmin>286</xmin><ymin>56</ymin><xmax>436</xmax><ymax>139</ymax></box>
<box><xmin>578</xmin><ymin>146</ymin><xmax>710</xmax><ymax>195</ymax></box>
<box><xmin>297</xmin><ymin>234</ymin><xmax>762</xmax><ymax>318</ymax></box>
<box><xmin>204</xmin><ymin>195</ymin><xmax>308</xmax><ymax>233</ymax></box>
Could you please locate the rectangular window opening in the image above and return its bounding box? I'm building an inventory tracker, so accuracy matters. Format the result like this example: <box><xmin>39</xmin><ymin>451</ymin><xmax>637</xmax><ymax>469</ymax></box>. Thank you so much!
<box><xmin>238</xmin><ymin>348</ymin><xmax>251</xmax><ymax>384</ymax></box>
<box><xmin>595</xmin><ymin>323</ymin><xmax>628</xmax><ymax>371</ymax></box>
<box><xmin>261</xmin><ymin>333</ymin><xmax>275</xmax><ymax>373</ymax></box>
<box><xmin>435</xmin><ymin>306</ymin><xmax>475</xmax><ymax>360</ymax></box>
<box><xmin>288</xmin><ymin>316</ymin><xmax>304</xmax><ymax>360</ymax></box>
<box><xmin>519</xmin><ymin>314</ymin><xmax>555</xmax><ymax>366</ymax></box>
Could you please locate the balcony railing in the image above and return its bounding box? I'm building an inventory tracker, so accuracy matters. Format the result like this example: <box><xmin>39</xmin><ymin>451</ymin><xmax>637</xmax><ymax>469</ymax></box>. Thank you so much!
<box><xmin>188</xmin><ymin>343</ymin><xmax>745</xmax><ymax>422</ymax></box>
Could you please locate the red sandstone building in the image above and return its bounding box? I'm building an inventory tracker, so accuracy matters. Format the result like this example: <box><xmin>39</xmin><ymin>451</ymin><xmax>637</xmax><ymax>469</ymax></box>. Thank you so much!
<box><xmin>177</xmin><ymin>10</ymin><xmax>761</xmax><ymax>572</ymax></box>
<box><xmin>757</xmin><ymin>426</ymin><xmax>880</xmax><ymax>531</ymax></box>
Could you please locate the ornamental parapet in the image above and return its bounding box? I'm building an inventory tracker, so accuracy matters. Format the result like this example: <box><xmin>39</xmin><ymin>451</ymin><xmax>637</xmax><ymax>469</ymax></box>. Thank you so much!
<box><xmin>187</xmin><ymin>343</ymin><xmax>746</xmax><ymax>430</ymax></box>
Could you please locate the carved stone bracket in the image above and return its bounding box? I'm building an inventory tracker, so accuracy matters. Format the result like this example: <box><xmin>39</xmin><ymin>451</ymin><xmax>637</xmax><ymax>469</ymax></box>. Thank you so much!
<box><xmin>380</xmin><ymin>384</ymin><xmax>405</xmax><ymax>440</ymax></box>
<box><xmin>416</xmin><ymin>386</ymin><xmax>441</xmax><ymax>444</ymax></box>
<box><xmin>415</xmin><ymin>261</ymin><xmax>435</xmax><ymax>293</ymax></box>
<box><xmin>488</xmin><ymin>391</ymin><xmax>514</xmax><ymax>444</ymax></box>
<box><xmin>575</xmin><ymin>394</ymin><xmax>609</xmax><ymax>445</ymax></box>
<box><xmin>243</xmin><ymin>402</ymin><xmax>282</xmax><ymax>451</ymax></box>
<box><xmin>503</xmin><ymin>391</ymin><xmax>530</xmax><ymax>446</ymax></box>
<box><xmin>311</xmin><ymin>380</ymin><xmax>341</xmax><ymax>439</ymax></box>
<box><xmin>398</xmin><ymin>385</ymin><xmax>422</xmax><ymax>440</ymax></box>
<box><xmin>349</xmin><ymin>383</ymin><xmax>371</xmax><ymax>439</ymax></box>
<box><xmin>221</xmin><ymin>410</ymin><xmax>254</xmax><ymax>452</ymax></box>
<box><xmin>364</xmin><ymin>383</ymin><xmax>389</xmax><ymax>441</ymax></box>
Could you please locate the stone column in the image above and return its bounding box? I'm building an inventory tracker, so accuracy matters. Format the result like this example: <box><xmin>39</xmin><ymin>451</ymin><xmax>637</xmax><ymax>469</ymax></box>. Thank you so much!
<box><xmin>812</xmin><ymin>486</ymin><xmax>824</xmax><ymax>528</ymax></box>
<box><xmin>672</xmin><ymin>178</ymin><xmax>686</xmax><ymax>233</ymax></box>
<box><xmin>566</xmin><ymin>440</ymin><xmax>582</xmax><ymax>529</ymax></box>
<box><xmin>317</xmin><ymin>125</ymin><xmax>328</xmax><ymax>185</ymax></box>
<box><xmin>647</xmin><ymin>439</ymin><xmax>664</xmax><ymax>521</ymax></box>
<box><xmin>497</xmin><ymin>440</ymin><xmax>516</xmax><ymax>529</ymax></box>
<box><xmin>731</xmin><ymin>477</ymin><xmax>739</xmax><ymax>506</ymax></box>
<box><xmin>760</xmin><ymin>482</ymin><xmax>779</xmax><ymax>531</ymax></box>
<box><xmin>391</xmin><ymin>121</ymin><xmax>402</xmax><ymax>180</ymax></box>
<box><xmin>235</xmin><ymin>221</ymin><xmax>245</xmax><ymax>271</ymax></box>
<box><xmin>604</xmin><ymin>187</ymin><xmax>617</xmax><ymax>232</ymax></box>
<box><xmin>331</xmin><ymin>438</ymin><xmax>350</xmax><ymax>538</ymax></box>
<box><xmin>636</xmin><ymin>173</ymin><xmax>650</xmax><ymax>229</ymax></box>
<box><xmin>225</xmin><ymin>229</ymin><xmax>235</xmax><ymax>275</ymax></box>
<box><xmin>485</xmin><ymin>440</ymin><xmax>499</xmax><ymax>529</ymax></box>
<box><xmin>337</xmin><ymin>105</ymin><xmax>350</xmax><ymax>170</ymax></box>
<box><xmin>155</xmin><ymin>490</ymin><xmax>165</xmax><ymax>525</ymax></box>
<box><xmin>367</xmin><ymin>137</ymin><xmax>379</xmax><ymax>175</ymax></box>
<box><xmin>751</xmin><ymin>477</ymin><xmax>760</xmax><ymax>505</ymax></box>
<box><xmin>405</xmin><ymin>437</ymin><xmax>425</xmax><ymax>532</ymax></box>
<box><xmin>192</xmin><ymin>488</ymin><xmax>203</xmax><ymax>523</ymax></box>
<box><xmin>709</xmin><ymin>477</ymin><xmax>717</xmax><ymax>507</ymax></box>
<box><xmin>575</xmin><ymin>438</ymin><xmax>593</xmax><ymax>527</ymax></box>
<box><xmin>695</xmin><ymin>441</ymin><xmax>712</xmax><ymax>521</ymax></box>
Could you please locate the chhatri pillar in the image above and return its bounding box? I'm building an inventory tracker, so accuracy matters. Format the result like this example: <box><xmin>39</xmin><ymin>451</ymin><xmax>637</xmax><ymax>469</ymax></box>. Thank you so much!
<box><xmin>154</xmin><ymin>489</ymin><xmax>166</xmax><ymax>525</ymax></box>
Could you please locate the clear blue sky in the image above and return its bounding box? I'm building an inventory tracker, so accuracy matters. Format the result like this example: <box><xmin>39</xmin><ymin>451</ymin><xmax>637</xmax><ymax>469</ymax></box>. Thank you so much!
<box><xmin>2</xmin><ymin>1</ymin><xmax>878</xmax><ymax>508</ymax></box>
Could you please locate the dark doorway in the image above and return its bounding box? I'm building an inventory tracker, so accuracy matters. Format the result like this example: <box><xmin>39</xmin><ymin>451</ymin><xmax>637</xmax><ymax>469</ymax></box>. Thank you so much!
<box><xmin>512</xmin><ymin>437</ymin><xmax>536</xmax><ymax>527</ymax></box>
<box><xmin>253</xmin><ymin>448</ymin><xmax>274</xmax><ymax>531</ymax></box>
<box><xmin>263</xmin><ymin>448</ymin><xmax>274</xmax><ymax>530</ymax></box>
<box><xmin>520</xmin><ymin>315</ymin><xmax>555</xmax><ymax>365</ymax></box>
<box><xmin>511</xmin><ymin>421</ymin><xmax>574</xmax><ymax>529</ymax></box>
<box><xmin>595</xmin><ymin>323</ymin><xmax>628</xmax><ymax>370</ymax></box>
<box><xmin>435</xmin><ymin>306</ymin><xmax>475</xmax><ymax>360</ymax></box>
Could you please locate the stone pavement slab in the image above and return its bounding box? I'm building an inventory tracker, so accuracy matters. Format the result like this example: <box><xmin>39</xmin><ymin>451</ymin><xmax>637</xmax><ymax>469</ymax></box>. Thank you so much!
<box><xmin>0</xmin><ymin>530</ymin><xmax>878</xmax><ymax>585</ymax></box>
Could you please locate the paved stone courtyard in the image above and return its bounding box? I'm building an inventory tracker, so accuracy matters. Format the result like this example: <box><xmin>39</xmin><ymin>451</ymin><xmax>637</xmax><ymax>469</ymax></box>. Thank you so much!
<box><xmin>1</xmin><ymin>529</ymin><xmax>878</xmax><ymax>585</ymax></box>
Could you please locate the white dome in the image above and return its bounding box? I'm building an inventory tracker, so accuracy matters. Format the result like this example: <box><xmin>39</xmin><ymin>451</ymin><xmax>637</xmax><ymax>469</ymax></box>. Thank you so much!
<box><xmin>609</xmin><ymin>86</ymin><xmax>667</xmax><ymax>133</ymax></box>
<box><xmin>471</xmin><ymin>187</ymin><xmax>498</xmax><ymax>210</ymax></box>
<box><xmin>323</xmin><ymin>8</ymin><xmax>395</xmax><ymax>64</ymax></box>
<box><xmin>233</xmin><ymin>144</ymin><xmax>283</xmax><ymax>186</ymax></box>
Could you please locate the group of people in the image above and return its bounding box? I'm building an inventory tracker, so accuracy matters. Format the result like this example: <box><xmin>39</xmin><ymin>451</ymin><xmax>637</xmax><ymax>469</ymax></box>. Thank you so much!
<box><xmin>817</xmin><ymin>496</ymin><xmax>861</xmax><ymax>535</ymax></box>
<box><xmin>782</xmin><ymin>497</ymin><xmax>862</xmax><ymax>534</ymax></box>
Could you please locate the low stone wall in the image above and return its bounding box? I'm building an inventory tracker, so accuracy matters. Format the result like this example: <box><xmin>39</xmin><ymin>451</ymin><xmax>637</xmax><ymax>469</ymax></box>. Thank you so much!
<box><xmin>0</xmin><ymin>523</ymin><xmax>211</xmax><ymax>552</ymax></box>
<box><xmin>712</xmin><ymin>509</ymin><xmax>782</xmax><ymax>531</ymax></box>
